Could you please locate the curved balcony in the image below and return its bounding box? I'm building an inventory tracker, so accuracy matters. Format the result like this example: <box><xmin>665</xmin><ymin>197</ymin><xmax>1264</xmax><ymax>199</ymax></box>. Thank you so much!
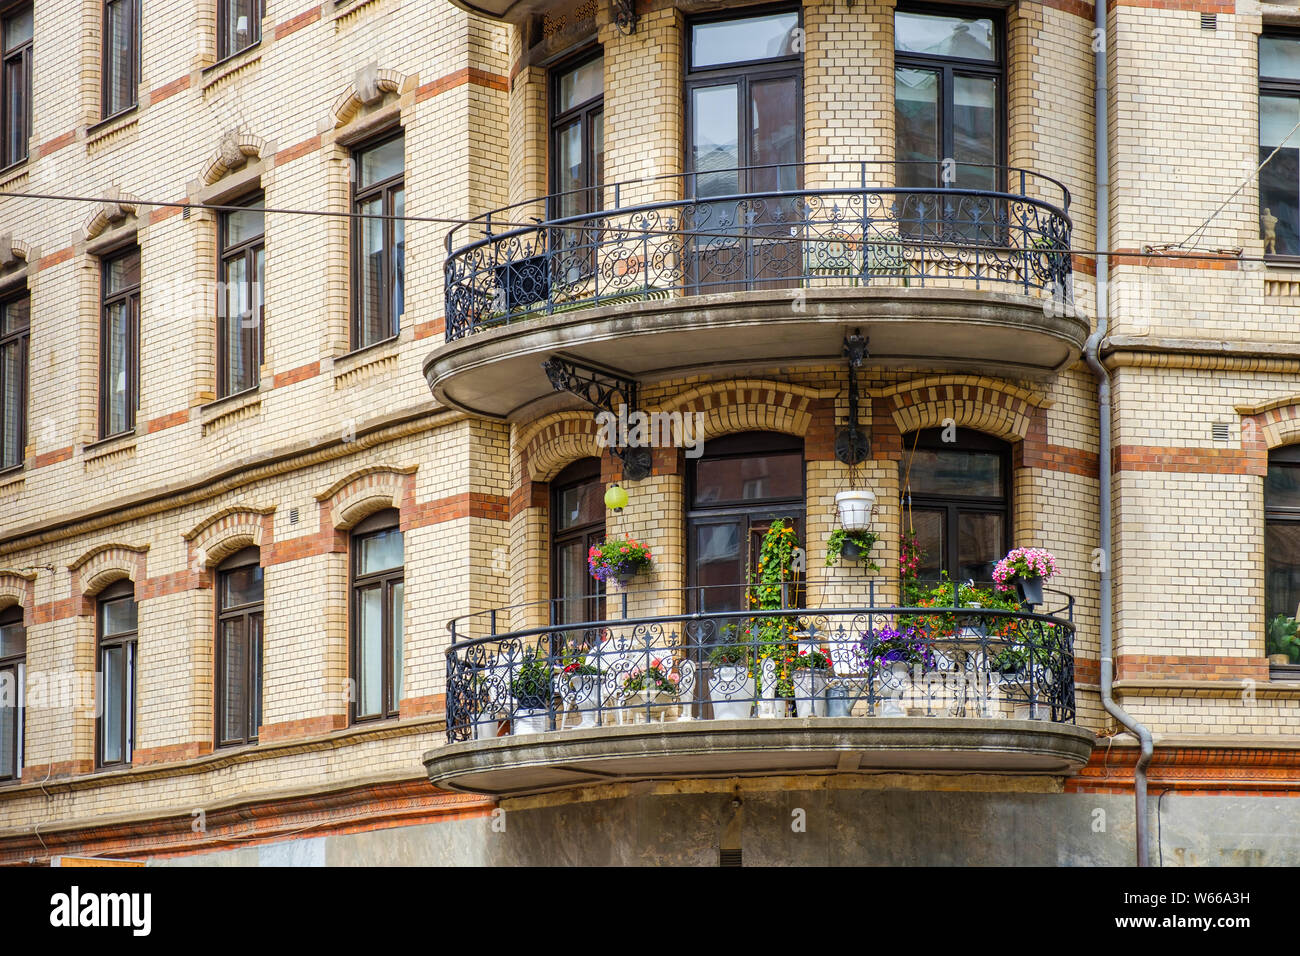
<box><xmin>425</xmin><ymin>588</ymin><xmax>1094</xmax><ymax>798</ymax></box>
<box><xmin>427</xmin><ymin>163</ymin><xmax>1084</xmax><ymax>419</ymax></box>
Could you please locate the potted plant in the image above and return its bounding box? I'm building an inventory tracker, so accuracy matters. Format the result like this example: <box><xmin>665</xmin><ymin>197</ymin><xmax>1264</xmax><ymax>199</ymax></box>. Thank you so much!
<box><xmin>788</xmin><ymin>647</ymin><xmax>832</xmax><ymax>717</ymax></box>
<box><xmin>825</xmin><ymin>528</ymin><xmax>881</xmax><ymax>568</ymax></box>
<box><xmin>747</xmin><ymin>519</ymin><xmax>804</xmax><ymax>715</ymax></box>
<box><xmin>835</xmin><ymin>489</ymin><xmax>876</xmax><ymax>531</ymax></box>
<box><xmin>559</xmin><ymin>646</ymin><xmax>601</xmax><ymax>729</ymax></box>
<box><xmin>588</xmin><ymin>537</ymin><xmax>654</xmax><ymax>586</ymax></box>
<box><xmin>470</xmin><ymin>669</ymin><xmax>505</xmax><ymax>740</ymax></box>
<box><xmin>620</xmin><ymin>659</ymin><xmax>682</xmax><ymax>723</ymax></box>
<box><xmin>510</xmin><ymin>649</ymin><xmax>554</xmax><ymax>735</ymax></box>
<box><xmin>1267</xmin><ymin>614</ymin><xmax>1300</xmax><ymax>667</ymax></box>
<box><xmin>866</xmin><ymin>626</ymin><xmax>934</xmax><ymax>716</ymax></box>
<box><xmin>708</xmin><ymin>633</ymin><xmax>755</xmax><ymax>720</ymax></box>
<box><xmin>992</xmin><ymin>547</ymin><xmax>1058</xmax><ymax>608</ymax></box>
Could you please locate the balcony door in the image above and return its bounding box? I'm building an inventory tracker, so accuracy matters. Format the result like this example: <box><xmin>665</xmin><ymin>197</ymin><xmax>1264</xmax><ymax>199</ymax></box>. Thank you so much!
<box><xmin>686</xmin><ymin>9</ymin><xmax>802</xmax><ymax>293</ymax></box>
<box><xmin>549</xmin><ymin>53</ymin><xmax>604</xmax><ymax>290</ymax></box>
<box><xmin>551</xmin><ymin>458</ymin><xmax>606</xmax><ymax>628</ymax></box>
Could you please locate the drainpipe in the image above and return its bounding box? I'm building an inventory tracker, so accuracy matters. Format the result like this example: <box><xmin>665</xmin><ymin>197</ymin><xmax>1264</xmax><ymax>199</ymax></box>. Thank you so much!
<box><xmin>1084</xmin><ymin>1</ymin><xmax>1155</xmax><ymax>867</ymax></box>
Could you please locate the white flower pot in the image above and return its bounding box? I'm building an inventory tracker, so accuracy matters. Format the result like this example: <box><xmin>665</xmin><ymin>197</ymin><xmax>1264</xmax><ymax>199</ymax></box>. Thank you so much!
<box><xmin>792</xmin><ymin>669</ymin><xmax>828</xmax><ymax>717</ymax></box>
<box><xmin>512</xmin><ymin>709</ymin><xmax>550</xmax><ymax>735</ymax></box>
<box><xmin>565</xmin><ymin>674</ymin><xmax>601</xmax><ymax>729</ymax></box>
<box><xmin>836</xmin><ymin>490</ymin><xmax>876</xmax><ymax>531</ymax></box>
<box><xmin>709</xmin><ymin>665</ymin><xmax>755</xmax><ymax>719</ymax></box>
<box><xmin>474</xmin><ymin>717</ymin><xmax>500</xmax><ymax>740</ymax></box>
<box><xmin>620</xmin><ymin>691</ymin><xmax>682</xmax><ymax>724</ymax></box>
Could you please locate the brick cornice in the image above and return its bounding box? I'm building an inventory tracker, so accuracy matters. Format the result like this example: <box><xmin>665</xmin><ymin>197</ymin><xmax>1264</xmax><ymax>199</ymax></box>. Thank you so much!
<box><xmin>1067</xmin><ymin>739</ymin><xmax>1300</xmax><ymax>796</ymax></box>
<box><xmin>1112</xmin><ymin>444</ymin><xmax>1262</xmax><ymax>476</ymax></box>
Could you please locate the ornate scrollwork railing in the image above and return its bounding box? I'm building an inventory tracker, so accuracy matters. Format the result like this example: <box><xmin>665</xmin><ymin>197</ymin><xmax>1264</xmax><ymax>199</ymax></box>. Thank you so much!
<box><xmin>443</xmin><ymin>162</ymin><xmax>1073</xmax><ymax>342</ymax></box>
<box><xmin>444</xmin><ymin>589</ymin><xmax>1076</xmax><ymax>742</ymax></box>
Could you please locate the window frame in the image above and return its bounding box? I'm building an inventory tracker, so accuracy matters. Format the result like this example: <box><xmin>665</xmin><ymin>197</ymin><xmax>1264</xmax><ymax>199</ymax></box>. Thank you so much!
<box><xmin>549</xmin><ymin>457</ymin><xmax>605</xmax><ymax>627</ymax></box>
<box><xmin>548</xmin><ymin>48</ymin><xmax>604</xmax><ymax>220</ymax></box>
<box><xmin>1264</xmin><ymin>444</ymin><xmax>1300</xmax><ymax>678</ymax></box>
<box><xmin>0</xmin><ymin>604</ymin><xmax>24</xmax><ymax>783</ymax></box>
<box><xmin>100</xmin><ymin>0</ymin><xmax>141</xmax><ymax>121</ymax></box>
<box><xmin>349</xmin><ymin>131</ymin><xmax>405</xmax><ymax>352</ymax></box>
<box><xmin>214</xmin><ymin>547</ymin><xmax>263</xmax><ymax>748</ymax></box>
<box><xmin>216</xmin><ymin>193</ymin><xmax>265</xmax><ymax>398</ymax></box>
<box><xmin>1258</xmin><ymin>29</ymin><xmax>1300</xmax><ymax>263</ymax></box>
<box><xmin>216</xmin><ymin>0</ymin><xmax>262</xmax><ymax>63</ymax></box>
<box><xmin>0</xmin><ymin>0</ymin><xmax>33</xmax><ymax>170</ymax></box>
<box><xmin>0</xmin><ymin>290</ymin><xmax>28</xmax><ymax>472</ymax></box>
<box><xmin>98</xmin><ymin>245</ymin><xmax>140</xmax><ymax>440</ymax></box>
<box><xmin>95</xmin><ymin>580</ymin><xmax>137</xmax><ymax>770</ymax></box>
<box><xmin>893</xmin><ymin>2</ymin><xmax>1007</xmax><ymax>192</ymax></box>
<box><xmin>349</xmin><ymin>509</ymin><xmax>404</xmax><ymax>723</ymax></box>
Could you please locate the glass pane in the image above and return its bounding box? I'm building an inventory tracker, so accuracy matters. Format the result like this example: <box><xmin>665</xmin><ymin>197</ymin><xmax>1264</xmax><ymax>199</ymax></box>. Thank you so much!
<box><xmin>1</xmin><ymin>334</ymin><xmax>23</xmax><ymax>468</ymax></box>
<box><xmin>358</xmin><ymin>196</ymin><xmax>384</xmax><ymax>345</ymax></box>
<box><xmin>954</xmin><ymin>74</ymin><xmax>997</xmax><ymax>189</ymax></box>
<box><xmin>693</xmin><ymin>452</ymin><xmax>802</xmax><ymax>506</ymax></box>
<box><xmin>1267</xmin><ymin>463</ymin><xmax>1300</xmax><ymax>509</ymax></box>
<box><xmin>101</xmin><ymin>595</ymin><xmax>137</xmax><ymax>636</ymax></box>
<box><xmin>555</xmin><ymin>540</ymin><xmax>588</xmax><ymax>625</ymax></box>
<box><xmin>896</xmin><ymin>67</ymin><xmax>939</xmax><ymax>188</ymax></box>
<box><xmin>3</xmin><ymin>7</ymin><xmax>33</xmax><ymax>49</ymax></box>
<box><xmin>0</xmin><ymin>665</ymin><xmax>14</xmax><ymax>779</ymax></box>
<box><xmin>907</xmin><ymin>449</ymin><xmax>1003</xmax><ymax>498</ymax></box>
<box><xmin>1262</xmin><ymin>36</ymin><xmax>1300</xmax><ymax>80</ymax></box>
<box><xmin>223</xmin><ymin>0</ymin><xmax>258</xmax><ymax>54</ymax></box>
<box><xmin>221</xmin><ymin>619</ymin><xmax>246</xmax><ymax>742</ymax></box>
<box><xmin>749</xmin><ymin>76</ymin><xmax>800</xmax><ymax>193</ymax></box>
<box><xmin>4</xmin><ymin>59</ymin><xmax>24</xmax><ymax>162</ymax></box>
<box><xmin>223</xmin><ymin>205</ymin><xmax>264</xmax><ymax>246</ymax></box>
<box><xmin>0</xmin><ymin>622</ymin><xmax>24</xmax><ymax>657</ymax></box>
<box><xmin>104</xmin><ymin>301</ymin><xmax>131</xmax><ymax>435</ymax></box>
<box><xmin>104</xmin><ymin>0</ymin><xmax>135</xmax><ymax>115</ymax></box>
<box><xmin>593</xmin><ymin>109</ymin><xmax>603</xmax><ymax>191</ymax></box>
<box><xmin>357</xmin><ymin>586</ymin><xmax>383</xmax><ymax>717</ymax></box>
<box><xmin>1261</xmin><ymin>95</ymin><xmax>1300</xmax><ymax>257</ymax></box>
<box><xmin>101</xmin><ymin>645</ymin><xmax>122</xmax><ymax>763</ymax></box>
<box><xmin>692</xmin><ymin>84</ymin><xmax>739</xmax><ymax>199</ymax></box>
<box><xmin>957</xmin><ymin>512</ymin><xmax>1003</xmax><ymax>582</ymax></box>
<box><xmin>222</xmin><ymin>254</ymin><xmax>250</xmax><ymax>394</ymax></box>
<box><xmin>392</xmin><ymin>187</ymin><xmax>404</xmax><ymax>327</ymax></box>
<box><xmin>694</xmin><ymin>522</ymin><xmax>745</xmax><ymax>611</ymax></box>
<box><xmin>220</xmin><ymin>563</ymin><xmax>263</xmax><ymax>609</ymax></box>
<box><xmin>358</xmin><ymin>528</ymin><xmax>403</xmax><ymax>574</ymax></box>
<box><xmin>909</xmin><ymin>509</ymin><xmax>946</xmax><ymax>582</ymax></box>
<box><xmin>556</xmin><ymin>120</ymin><xmax>584</xmax><ymax>220</ymax></box>
<box><xmin>358</xmin><ymin>136</ymin><xmax>403</xmax><ymax>187</ymax></box>
<box><xmin>895</xmin><ymin>11</ymin><xmax>996</xmax><ymax>62</ymax></box>
<box><xmin>105</xmin><ymin>250</ymin><xmax>140</xmax><ymax>292</ymax></box>
<box><xmin>557</xmin><ymin>56</ymin><xmax>602</xmax><ymax>112</ymax></box>
<box><xmin>390</xmin><ymin>581</ymin><xmax>403</xmax><ymax>710</ymax></box>
<box><xmin>250</xmin><ymin>614</ymin><xmax>262</xmax><ymax>734</ymax></box>
<box><xmin>692</xmin><ymin>12</ymin><xmax>800</xmax><ymax>69</ymax></box>
<box><xmin>1267</xmin><ymin>522</ymin><xmax>1300</xmax><ymax>620</ymax></box>
<box><xmin>556</xmin><ymin>478</ymin><xmax>601</xmax><ymax>531</ymax></box>
<box><xmin>2</xmin><ymin>295</ymin><xmax>28</xmax><ymax>334</ymax></box>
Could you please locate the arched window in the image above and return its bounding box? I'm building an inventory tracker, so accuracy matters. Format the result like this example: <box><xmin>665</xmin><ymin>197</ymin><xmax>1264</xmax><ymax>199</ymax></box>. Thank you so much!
<box><xmin>1266</xmin><ymin>445</ymin><xmax>1300</xmax><ymax>631</ymax></box>
<box><xmin>351</xmin><ymin>509</ymin><xmax>403</xmax><ymax>722</ymax></box>
<box><xmin>551</xmin><ymin>458</ymin><xmax>604</xmax><ymax>626</ymax></box>
<box><xmin>215</xmin><ymin>547</ymin><xmax>263</xmax><ymax>747</ymax></box>
<box><xmin>0</xmin><ymin>604</ymin><xmax>24</xmax><ymax>781</ymax></box>
<box><xmin>96</xmin><ymin>579</ymin><xmax>136</xmax><ymax>768</ymax></box>
<box><xmin>900</xmin><ymin>427</ymin><xmax>1010</xmax><ymax>582</ymax></box>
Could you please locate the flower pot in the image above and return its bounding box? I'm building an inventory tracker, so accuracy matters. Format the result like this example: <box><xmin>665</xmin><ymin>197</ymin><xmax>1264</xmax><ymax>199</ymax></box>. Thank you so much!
<box><xmin>836</xmin><ymin>490</ymin><xmax>877</xmax><ymax>531</ymax></box>
<box><xmin>565</xmin><ymin>674</ymin><xmax>601</xmax><ymax>729</ymax></box>
<box><xmin>1014</xmin><ymin>575</ymin><xmax>1045</xmax><ymax>607</ymax></box>
<box><xmin>473</xmin><ymin>715</ymin><xmax>501</xmax><ymax>740</ymax></box>
<box><xmin>841</xmin><ymin>540</ymin><xmax>863</xmax><ymax>560</ymax></box>
<box><xmin>512</xmin><ymin>708</ymin><xmax>550</xmax><ymax>735</ymax></box>
<box><xmin>825</xmin><ymin>684</ymin><xmax>853</xmax><ymax>718</ymax></box>
<box><xmin>874</xmin><ymin>663</ymin><xmax>911</xmax><ymax>716</ymax></box>
<box><xmin>1270</xmin><ymin>653</ymin><xmax>1292</xmax><ymax>667</ymax></box>
<box><xmin>792</xmin><ymin>668</ymin><xmax>828</xmax><ymax>717</ymax></box>
<box><xmin>756</xmin><ymin>698</ymin><xmax>788</xmax><ymax>718</ymax></box>
<box><xmin>615</xmin><ymin>572</ymin><xmax>638</xmax><ymax>586</ymax></box>
<box><xmin>620</xmin><ymin>691</ymin><xmax>681</xmax><ymax>724</ymax></box>
<box><xmin>709</xmin><ymin>665</ymin><xmax>755</xmax><ymax>719</ymax></box>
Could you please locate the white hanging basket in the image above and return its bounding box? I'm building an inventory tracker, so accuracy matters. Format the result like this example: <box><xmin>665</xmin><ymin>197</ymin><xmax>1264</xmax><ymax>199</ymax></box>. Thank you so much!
<box><xmin>836</xmin><ymin>490</ymin><xmax>877</xmax><ymax>531</ymax></box>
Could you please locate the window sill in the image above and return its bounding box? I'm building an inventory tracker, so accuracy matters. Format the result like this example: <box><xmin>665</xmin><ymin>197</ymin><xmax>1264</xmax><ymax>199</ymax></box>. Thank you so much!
<box><xmin>85</xmin><ymin>109</ymin><xmax>140</xmax><ymax>149</ymax></box>
<box><xmin>1270</xmin><ymin>663</ymin><xmax>1300</xmax><ymax>681</ymax></box>
<box><xmin>83</xmin><ymin>430</ymin><xmax>137</xmax><ymax>460</ymax></box>
<box><xmin>335</xmin><ymin>333</ymin><xmax>402</xmax><ymax>387</ymax></box>
<box><xmin>201</xmin><ymin>387</ymin><xmax>263</xmax><ymax>435</ymax></box>
<box><xmin>201</xmin><ymin>43</ymin><xmax>264</xmax><ymax>92</ymax></box>
<box><xmin>0</xmin><ymin>156</ymin><xmax>28</xmax><ymax>178</ymax></box>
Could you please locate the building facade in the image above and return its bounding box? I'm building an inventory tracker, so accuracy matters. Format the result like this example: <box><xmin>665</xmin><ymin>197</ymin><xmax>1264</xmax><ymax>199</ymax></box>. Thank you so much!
<box><xmin>0</xmin><ymin>0</ymin><xmax>1299</xmax><ymax>866</ymax></box>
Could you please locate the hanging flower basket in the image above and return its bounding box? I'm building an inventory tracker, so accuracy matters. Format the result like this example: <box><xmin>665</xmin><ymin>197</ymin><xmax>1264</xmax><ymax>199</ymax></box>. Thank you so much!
<box><xmin>836</xmin><ymin>490</ymin><xmax>876</xmax><ymax>531</ymax></box>
<box><xmin>588</xmin><ymin>537</ymin><xmax>653</xmax><ymax>583</ymax></box>
<box><xmin>992</xmin><ymin>548</ymin><xmax>1058</xmax><ymax>608</ymax></box>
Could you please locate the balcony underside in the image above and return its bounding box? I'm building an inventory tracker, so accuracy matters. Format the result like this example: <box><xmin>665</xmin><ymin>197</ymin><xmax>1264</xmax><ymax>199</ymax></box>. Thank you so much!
<box><xmin>423</xmin><ymin>718</ymin><xmax>1097</xmax><ymax>798</ymax></box>
<box><xmin>424</xmin><ymin>287</ymin><xmax>1089</xmax><ymax>420</ymax></box>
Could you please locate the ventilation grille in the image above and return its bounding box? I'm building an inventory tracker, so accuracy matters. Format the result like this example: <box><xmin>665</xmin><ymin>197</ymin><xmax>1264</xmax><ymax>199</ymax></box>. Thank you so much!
<box><xmin>289</xmin><ymin>506</ymin><xmax>300</xmax><ymax>525</ymax></box>
<box><xmin>182</xmin><ymin>205</ymin><xmax>191</xmax><ymax>219</ymax></box>
<box><xmin>1212</xmin><ymin>423</ymin><xmax>1231</xmax><ymax>442</ymax></box>
<box><xmin>719</xmin><ymin>848</ymin><xmax>743</xmax><ymax>867</ymax></box>
<box><xmin>1201</xmin><ymin>12</ymin><xmax>1216</xmax><ymax>29</ymax></box>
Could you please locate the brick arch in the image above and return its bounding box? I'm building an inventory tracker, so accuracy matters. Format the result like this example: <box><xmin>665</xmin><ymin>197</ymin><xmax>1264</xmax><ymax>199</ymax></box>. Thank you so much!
<box><xmin>80</xmin><ymin>190</ymin><xmax>143</xmax><ymax>242</ymax></box>
<box><xmin>199</xmin><ymin>130</ymin><xmax>266</xmax><ymax>185</ymax></box>
<box><xmin>316</xmin><ymin>465</ymin><xmax>417</xmax><ymax>530</ymax></box>
<box><xmin>331</xmin><ymin>69</ymin><xmax>409</xmax><ymax>128</ymax></box>
<box><xmin>659</xmin><ymin>379</ymin><xmax>824</xmax><ymax>442</ymax></box>
<box><xmin>884</xmin><ymin>376</ymin><xmax>1044</xmax><ymax>443</ymax></box>
<box><xmin>185</xmin><ymin>506</ymin><xmax>274</xmax><ymax>568</ymax></box>
<box><xmin>0</xmin><ymin>572</ymin><xmax>34</xmax><ymax>615</ymax></box>
<box><xmin>0</xmin><ymin>234</ymin><xmax>30</xmax><ymax>269</ymax></box>
<box><xmin>68</xmin><ymin>544</ymin><xmax>148</xmax><ymax>600</ymax></box>
<box><xmin>520</xmin><ymin>413</ymin><xmax>604</xmax><ymax>483</ymax></box>
<box><xmin>1243</xmin><ymin>398</ymin><xmax>1300</xmax><ymax>452</ymax></box>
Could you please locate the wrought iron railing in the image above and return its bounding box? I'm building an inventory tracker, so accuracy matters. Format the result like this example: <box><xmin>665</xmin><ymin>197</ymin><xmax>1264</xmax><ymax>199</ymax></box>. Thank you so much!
<box><xmin>444</xmin><ymin>584</ymin><xmax>1076</xmax><ymax>742</ymax></box>
<box><xmin>443</xmin><ymin>162</ymin><xmax>1074</xmax><ymax>342</ymax></box>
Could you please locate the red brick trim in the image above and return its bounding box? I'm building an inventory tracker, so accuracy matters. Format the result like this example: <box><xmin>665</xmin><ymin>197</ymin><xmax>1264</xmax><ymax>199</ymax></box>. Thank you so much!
<box><xmin>399</xmin><ymin>694</ymin><xmax>445</xmax><ymax>719</ymax></box>
<box><xmin>149</xmin><ymin>74</ymin><xmax>190</xmax><ymax>104</ymax></box>
<box><xmin>413</xmin><ymin>316</ymin><xmax>445</xmax><ymax>340</ymax></box>
<box><xmin>263</xmin><ymin>532</ymin><xmax>337</xmax><ymax>566</ymax></box>
<box><xmin>22</xmin><ymin>760</ymin><xmax>94</xmax><ymax>782</ymax></box>
<box><xmin>34</xmin><ymin>445</ymin><xmax>73</xmax><ymax>468</ymax></box>
<box><xmin>35</xmin><ymin>246</ymin><xmax>73</xmax><ymax>273</ymax></box>
<box><xmin>1109</xmin><ymin>0</ymin><xmax>1231</xmax><ymax>10</ymax></box>
<box><xmin>136</xmin><ymin>570</ymin><xmax>202</xmax><ymax>602</ymax></box>
<box><xmin>274</xmin><ymin>134</ymin><xmax>321</xmax><ymax>167</ymax></box>
<box><xmin>148</xmin><ymin>205</ymin><xmax>181</xmax><ymax>226</ymax></box>
<box><xmin>133</xmin><ymin>741</ymin><xmax>213</xmax><ymax>766</ymax></box>
<box><xmin>36</xmin><ymin>129</ymin><xmax>75</xmax><ymax>158</ymax></box>
<box><xmin>258</xmin><ymin>714</ymin><xmax>348</xmax><ymax>743</ymax></box>
<box><xmin>1075</xmin><ymin>655</ymin><xmax>1100</xmax><ymax>687</ymax></box>
<box><xmin>273</xmin><ymin>5</ymin><xmax>321</xmax><ymax>40</ymax></box>
<box><xmin>146</xmin><ymin>409</ymin><xmax>189</xmax><ymax>433</ymax></box>
<box><xmin>1111</xmin><ymin>249</ymin><xmax>1239</xmax><ymax>270</ymax></box>
<box><xmin>272</xmin><ymin>361</ymin><xmax>321</xmax><ymax>388</ymax></box>
<box><xmin>1115</xmin><ymin>654</ymin><xmax>1268</xmax><ymax>681</ymax></box>
<box><xmin>1068</xmin><ymin>744</ymin><xmax>1300</xmax><ymax>796</ymax></box>
<box><xmin>1071</xmin><ymin>253</ymin><xmax>1096</xmax><ymax>277</ymax></box>
<box><xmin>416</xmin><ymin>66</ymin><xmax>508</xmax><ymax>102</ymax></box>
<box><xmin>405</xmin><ymin>492</ymin><xmax>509</xmax><ymax>529</ymax></box>
<box><xmin>1041</xmin><ymin>0</ymin><xmax>1095</xmax><ymax>18</ymax></box>
<box><xmin>1112</xmin><ymin>444</ymin><xmax>1261</xmax><ymax>475</ymax></box>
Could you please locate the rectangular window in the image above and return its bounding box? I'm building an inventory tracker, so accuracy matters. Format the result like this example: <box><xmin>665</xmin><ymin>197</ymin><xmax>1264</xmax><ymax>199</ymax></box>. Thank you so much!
<box><xmin>102</xmin><ymin>0</ymin><xmax>139</xmax><ymax>119</ymax></box>
<box><xmin>0</xmin><ymin>293</ymin><xmax>27</xmax><ymax>470</ymax></box>
<box><xmin>215</xmin><ymin>550</ymin><xmax>263</xmax><ymax>747</ymax></box>
<box><xmin>1260</xmin><ymin>34</ymin><xmax>1300</xmax><ymax>258</ymax></box>
<box><xmin>351</xmin><ymin>512</ymin><xmax>403</xmax><ymax>722</ymax></box>
<box><xmin>351</xmin><ymin>133</ymin><xmax>404</xmax><ymax>351</ymax></box>
<box><xmin>0</xmin><ymin>606</ymin><xmax>24</xmax><ymax>782</ymax></box>
<box><xmin>1</xmin><ymin>2</ymin><xmax>32</xmax><ymax>168</ymax></box>
<box><xmin>100</xmin><ymin>247</ymin><xmax>139</xmax><ymax>439</ymax></box>
<box><xmin>218</xmin><ymin>196</ymin><xmax>264</xmax><ymax>397</ymax></box>
<box><xmin>217</xmin><ymin>0</ymin><xmax>261</xmax><ymax>61</ymax></box>
<box><xmin>548</xmin><ymin>53</ymin><xmax>604</xmax><ymax>287</ymax></box>
<box><xmin>96</xmin><ymin>583</ymin><xmax>136</xmax><ymax>769</ymax></box>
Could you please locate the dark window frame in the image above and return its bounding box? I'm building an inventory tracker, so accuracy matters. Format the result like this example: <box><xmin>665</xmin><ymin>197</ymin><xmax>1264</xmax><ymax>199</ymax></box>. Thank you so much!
<box><xmin>217</xmin><ymin>192</ymin><xmax>264</xmax><ymax>398</ymax></box>
<box><xmin>0</xmin><ymin>0</ymin><xmax>33</xmax><ymax>170</ymax></box>
<box><xmin>1259</xmin><ymin>30</ymin><xmax>1300</xmax><ymax>262</ymax></box>
<box><xmin>548</xmin><ymin>48</ymin><xmax>604</xmax><ymax>220</ymax></box>
<box><xmin>349</xmin><ymin>131</ymin><xmax>405</xmax><ymax>352</ymax></box>
<box><xmin>216</xmin><ymin>0</ymin><xmax>262</xmax><ymax>62</ymax></box>
<box><xmin>98</xmin><ymin>245</ymin><xmax>140</xmax><ymax>440</ymax></box>
<box><xmin>0</xmin><ymin>603</ymin><xmax>24</xmax><ymax>782</ymax></box>
<box><xmin>549</xmin><ymin>457</ymin><xmax>605</xmax><ymax>627</ymax></box>
<box><xmin>1265</xmin><ymin>444</ymin><xmax>1300</xmax><ymax>678</ymax></box>
<box><xmin>893</xmin><ymin>2</ymin><xmax>1008</xmax><ymax>192</ymax></box>
<box><xmin>349</xmin><ymin>509</ymin><xmax>404</xmax><ymax>723</ymax></box>
<box><xmin>0</xmin><ymin>289</ymin><xmax>28</xmax><ymax>472</ymax></box>
<box><xmin>214</xmin><ymin>547</ymin><xmax>263</xmax><ymax>748</ymax></box>
<box><xmin>100</xmin><ymin>0</ymin><xmax>141</xmax><ymax>121</ymax></box>
<box><xmin>95</xmin><ymin>579</ymin><xmax>136</xmax><ymax>770</ymax></box>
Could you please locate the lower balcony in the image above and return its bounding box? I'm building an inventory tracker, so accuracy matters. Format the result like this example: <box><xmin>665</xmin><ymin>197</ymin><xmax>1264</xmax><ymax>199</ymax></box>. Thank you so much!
<box><xmin>425</xmin><ymin>595</ymin><xmax>1094</xmax><ymax>797</ymax></box>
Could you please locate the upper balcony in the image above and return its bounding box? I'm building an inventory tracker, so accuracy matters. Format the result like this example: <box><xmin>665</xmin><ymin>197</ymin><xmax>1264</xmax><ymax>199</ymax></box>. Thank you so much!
<box><xmin>423</xmin><ymin>586</ymin><xmax>1094</xmax><ymax>798</ymax></box>
<box><xmin>427</xmin><ymin>162</ymin><xmax>1084</xmax><ymax>419</ymax></box>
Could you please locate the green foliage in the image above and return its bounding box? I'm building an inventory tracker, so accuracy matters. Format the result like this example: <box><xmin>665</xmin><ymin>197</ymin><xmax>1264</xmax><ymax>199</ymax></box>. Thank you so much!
<box><xmin>1267</xmin><ymin>615</ymin><xmax>1300</xmax><ymax>662</ymax></box>
<box><xmin>825</xmin><ymin>528</ymin><xmax>880</xmax><ymax>569</ymax></box>
<box><xmin>510</xmin><ymin>650</ymin><xmax>554</xmax><ymax>710</ymax></box>
<box><xmin>746</xmin><ymin>519</ymin><xmax>803</xmax><ymax>696</ymax></box>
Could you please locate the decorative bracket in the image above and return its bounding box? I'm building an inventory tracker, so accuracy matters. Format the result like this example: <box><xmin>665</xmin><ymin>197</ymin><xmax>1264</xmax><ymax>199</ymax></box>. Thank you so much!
<box><xmin>542</xmin><ymin>355</ymin><xmax>651</xmax><ymax>480</ymax></box>
<box><xmin>835</xmin><ymin>329</ymin><xmax>870</xmax><ymax>466</ymax></box>
<box><xmin>612</xmin><ymin>0</ymin><xmax>637</xmax><ymax>34</ymax></box>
